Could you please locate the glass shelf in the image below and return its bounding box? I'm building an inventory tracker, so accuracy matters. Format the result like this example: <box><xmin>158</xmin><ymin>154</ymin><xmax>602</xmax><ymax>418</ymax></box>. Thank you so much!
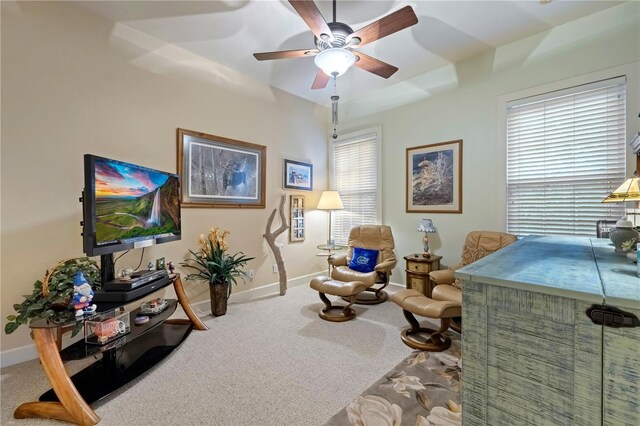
<box><xmin>59</xmin><ymin>299</ymin><xmax>179</xmax><ymax>361</ymax></box>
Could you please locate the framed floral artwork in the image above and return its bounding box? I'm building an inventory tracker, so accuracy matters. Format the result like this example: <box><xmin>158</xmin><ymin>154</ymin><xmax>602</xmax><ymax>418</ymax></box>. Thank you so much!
<box><xmin>406</xmin><ymin>140</ymin><xmax>462</xmax><ymax>213</ymax></box>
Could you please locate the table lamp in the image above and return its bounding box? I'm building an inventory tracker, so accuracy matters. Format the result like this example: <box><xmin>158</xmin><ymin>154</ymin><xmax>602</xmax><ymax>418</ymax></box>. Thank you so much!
<box><xmin>417</xmin><ymin>219</ymin><xmax>436</xmax><ymax>256</ymax></box>
<box><xmin>602</xmin><ymin>153</ymin><xmax>640</xmax><ymax>226</ymax></box>
<box><xmin>317</xmin><ymin>191</ymin><xmax>344</xmax><ymax>248</ymax></box>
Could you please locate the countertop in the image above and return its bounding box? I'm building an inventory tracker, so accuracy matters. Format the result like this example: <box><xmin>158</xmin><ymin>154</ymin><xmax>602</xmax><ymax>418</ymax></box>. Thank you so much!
<box><xmin>454</xmin><ymin>235</ymin><xmax>640</xmax><ymax>308</ymax></box>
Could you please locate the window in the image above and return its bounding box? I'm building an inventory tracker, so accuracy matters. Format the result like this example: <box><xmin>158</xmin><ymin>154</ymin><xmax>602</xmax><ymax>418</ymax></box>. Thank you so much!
<box><xmin>506</xmin><ymin>77</ymin><xmax>626</xmax><ymax>236</ymax></box>
<box><xmin>330</xmin><ymin>128</ymin><xmax>381</xmax><ymax>244</ymax></box>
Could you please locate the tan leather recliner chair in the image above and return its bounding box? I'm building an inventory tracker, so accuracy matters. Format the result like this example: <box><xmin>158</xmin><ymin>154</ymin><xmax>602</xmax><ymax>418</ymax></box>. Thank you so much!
<box><xmin>430</xmin><ymin>231</ymin><xmax>517</xmax><ymax>331</ymax></box>
<box><xmin>328</xmin><ymin>225</ymin><xmax>397</xmax><ymax>304</ymax></box>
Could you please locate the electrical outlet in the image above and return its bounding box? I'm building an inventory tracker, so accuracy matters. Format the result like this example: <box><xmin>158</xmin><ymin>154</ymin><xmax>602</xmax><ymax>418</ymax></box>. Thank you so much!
<box><xmin>272</xmin><ymin>264</ymin><xmax>278</xmax><ymax>274</ymax></box>
<box><xmin>248</xmin><ymin>269</ymin><xmax>255</xmax><ymax>280</ymax></box>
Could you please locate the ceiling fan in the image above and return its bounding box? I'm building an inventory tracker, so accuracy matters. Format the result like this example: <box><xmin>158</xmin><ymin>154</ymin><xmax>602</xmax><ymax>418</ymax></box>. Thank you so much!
<box><xmin>253</xmin><ymin>0</ymin><xmax>418</xmax><ymax>90</ymax></box>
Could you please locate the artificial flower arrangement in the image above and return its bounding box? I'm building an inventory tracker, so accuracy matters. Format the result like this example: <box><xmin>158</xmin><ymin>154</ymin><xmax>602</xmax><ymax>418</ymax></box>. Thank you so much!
<box><xmin>181</xmin><ymin>227</ymin><xmax>254</xmax><ymax>297</ymax></box>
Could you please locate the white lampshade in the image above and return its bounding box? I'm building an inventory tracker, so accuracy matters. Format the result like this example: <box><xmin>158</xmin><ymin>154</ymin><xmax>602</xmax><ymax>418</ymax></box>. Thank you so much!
<box><xmin>317</xmin><ymin>191</ymin><xmax>344</xmax><ymax>210</ymax></box>
<box><xmin>314</xmin><ymin>48</ymin><xmax>356</xmax><ymax>77</ymax></box>
<box><xmin>417</xmin><ymin>219</ymin><xmax>435</xmax><ymax>233</ymax></box>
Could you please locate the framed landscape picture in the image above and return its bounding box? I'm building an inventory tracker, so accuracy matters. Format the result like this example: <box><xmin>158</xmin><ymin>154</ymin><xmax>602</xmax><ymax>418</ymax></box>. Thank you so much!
<box><xmin>177</xmin><ymin>128</ymin><xmax>266</xmax><ymax>208</ymax></box>
<box><xmin>283</xmin><ymin>159</ymin><xmax>313</xmax><ymax>191</ymax></box>
<box><xmin>406</xmin><ymin>140</ymin><xmax>462</xmax><ymax>213</ymax></box>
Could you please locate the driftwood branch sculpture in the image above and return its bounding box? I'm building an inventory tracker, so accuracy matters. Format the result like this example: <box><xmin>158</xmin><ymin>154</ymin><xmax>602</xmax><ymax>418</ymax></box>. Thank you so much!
<box><xmin>263</xmin><ymin>194</ymin><xmax>289</xmax><ymax>296</ymax></box>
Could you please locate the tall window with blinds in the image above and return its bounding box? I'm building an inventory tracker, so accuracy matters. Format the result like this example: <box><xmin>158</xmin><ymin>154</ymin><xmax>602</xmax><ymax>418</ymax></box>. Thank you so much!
<box><xmin>506</xmin><ymin>77</ymin><xmax>626</xmax><ymax>236</ymax></box>
<box><xmin>330</xmin><ymin>130</ymin><xmax>381</xmax><ymax>244</ymax></box>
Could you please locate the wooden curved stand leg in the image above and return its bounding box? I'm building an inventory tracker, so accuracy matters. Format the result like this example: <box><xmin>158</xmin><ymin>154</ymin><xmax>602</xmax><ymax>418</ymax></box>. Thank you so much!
<box><xmin>450</xmin><ymin>317</ymin><xmax>462</xmax><ymax>333</ymax></box>
<box><xmin>399</xmin><ymin>310</ymin><xmax>451</xmax><ymax>352</ymax></box>
<box><xmin>14</xmin><ymin>328</ymin><xmax>100</xmax><ymax>425</ymax></box>
<box><xmin>168</xmin><ymin>275</ymin><xmax>208</xmax><ymax>331</ymax></box>
<box><xmin>318</xmin><ymin>292</ymin><xmax>356</xmax><ymax>322</ymax></box>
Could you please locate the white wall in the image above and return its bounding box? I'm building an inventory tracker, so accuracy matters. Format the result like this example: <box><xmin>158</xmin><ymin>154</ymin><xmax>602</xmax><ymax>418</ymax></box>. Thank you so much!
<box><xmin>339</xmin><ymin>2</ymin><xmax>640</xmax><ymax>280</ymax></box>
<box><xmin>1</xmin><ymin>2</ymin><xmax>329</xmax><ymax>354</ymax></box>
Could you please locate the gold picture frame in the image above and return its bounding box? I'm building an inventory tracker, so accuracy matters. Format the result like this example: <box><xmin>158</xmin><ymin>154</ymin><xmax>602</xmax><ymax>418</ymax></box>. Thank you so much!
<box><xmin>177</xmin><ymin>129</ymin><xmax>266</xmax><ymax>208</ymax></box>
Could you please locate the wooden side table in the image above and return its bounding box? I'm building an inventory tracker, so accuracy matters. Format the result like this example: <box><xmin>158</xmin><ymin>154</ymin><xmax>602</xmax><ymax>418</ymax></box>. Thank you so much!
<box><xmin>404</xmin><ymin>254</ymin><xmax>442</xmax><ymax>298</ymax></box>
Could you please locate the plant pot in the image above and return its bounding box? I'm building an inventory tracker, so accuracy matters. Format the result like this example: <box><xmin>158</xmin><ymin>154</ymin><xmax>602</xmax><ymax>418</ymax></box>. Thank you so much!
<box><xmin>210</xmin><ymin>282</ymin><xmax>229</xmax><ymax>317</ymax></box>
<box><xmin>610</xmin><ymin>226</ymin><xmax>639</xmax><ymax>252</ymax></box>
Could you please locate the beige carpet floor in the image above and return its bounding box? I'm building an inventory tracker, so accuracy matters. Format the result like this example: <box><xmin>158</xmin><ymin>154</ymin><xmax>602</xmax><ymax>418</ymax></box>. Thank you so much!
<box><xmin>1</xmin><ymin>284</ymin><xmax>426</xmax><ymax>425</ymax></box>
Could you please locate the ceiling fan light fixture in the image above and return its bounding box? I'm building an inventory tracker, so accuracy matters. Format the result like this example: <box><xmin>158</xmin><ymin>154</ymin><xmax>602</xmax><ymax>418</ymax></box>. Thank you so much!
<box><xmin>314</xmin><ymin>48</ymin><xmax>355</xmax><ymax>77</ymax></box>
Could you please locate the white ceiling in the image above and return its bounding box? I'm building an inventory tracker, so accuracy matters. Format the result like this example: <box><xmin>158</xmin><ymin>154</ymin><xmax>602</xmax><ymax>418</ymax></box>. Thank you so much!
<box><xmin>75</xmin><ymin>1</ymin><xmax>623</xmax><ymax>107</ymax></box>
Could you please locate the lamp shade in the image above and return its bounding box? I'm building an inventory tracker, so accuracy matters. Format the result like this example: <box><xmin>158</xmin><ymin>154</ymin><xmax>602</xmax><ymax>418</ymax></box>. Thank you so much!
<box><xmin>417</xmin><ymin>219</ymin><xmax>435</xmax><ymax>233</ymax></box>
<box><xmin>602</xmin><ymin>176</ymin><xmax>640</xmax><ymax>202</ymax></box>
<box><xmin>317</xmin><ymin>191</ymin><xmax>344</xmax><ymax>210</ymax></box>
<box><xmin>314</xmin><ymin>48</ymin><xmax>355</xmax><ymax>77</ymax></box>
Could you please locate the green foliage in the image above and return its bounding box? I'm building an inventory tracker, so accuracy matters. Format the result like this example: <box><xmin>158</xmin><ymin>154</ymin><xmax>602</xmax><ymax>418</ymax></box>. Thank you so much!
<box><xmin>4</xmin><ymin>257</ymin><xmax>99</xmax><ymax>338</ymax></box>
<box><xmin>181</xmin><ymin>232</ymin><xmax>254</xmax><ymax>298</ymax></box>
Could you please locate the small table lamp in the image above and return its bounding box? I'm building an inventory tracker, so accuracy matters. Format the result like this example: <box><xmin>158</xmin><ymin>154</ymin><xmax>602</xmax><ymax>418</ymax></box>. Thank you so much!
<box><xmin>602</xmin><ymin>153</ymin><xmax>640</xmax><ymax>228</ymax></box>
<box><xmin>317</xmin><ymin>191</ymin><xmax>344</xmax><ymax>248</ymax></box>
<box><xmin>417</xmin><ymin>219</ymin><xmax>436</xmax><ymax>256</ymax></box>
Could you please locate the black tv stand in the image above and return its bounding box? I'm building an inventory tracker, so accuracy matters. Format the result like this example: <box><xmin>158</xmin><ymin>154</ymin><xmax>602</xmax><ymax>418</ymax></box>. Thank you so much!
<box><xmin>93</xmin><ymin>274</ymin><xmax>171</xmax><ymax>304</ymax></box>
<box><xmin>40</xmin><ymin>300</ymin><xmax>191</xmax><ymax>405</ymax></box>
<box><xmin>14</xmin><ymin>274</ymin><xmax>208</xmax><ymax>425</ymax></box>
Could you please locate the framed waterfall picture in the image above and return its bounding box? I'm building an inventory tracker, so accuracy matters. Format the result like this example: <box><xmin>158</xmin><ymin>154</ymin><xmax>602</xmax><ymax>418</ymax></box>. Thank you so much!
<box><xmin>177</xmin><ymin>128</ymin><xmax>266</xmax><ymax>208</ymax></box>
<box><xmin>406</xmin><ymin>139</ymin><xmax>462</xmax><ymax>213</ymax></box>
<box><xmin>283</xmin><ymin>159</ymin><xmax>313</xmax><ymax>191</ymax></box>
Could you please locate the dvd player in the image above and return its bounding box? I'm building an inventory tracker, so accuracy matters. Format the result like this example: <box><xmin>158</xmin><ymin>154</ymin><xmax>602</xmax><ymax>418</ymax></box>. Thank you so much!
<box><xmin>93</xmin><ymin>275</ymin><xmax>172</xmax><ymax>303</ymax></box>
<box><xmin>102</xmin><ymin>270</ymin><xmax>168</xmax><ymax>291</ymax></box>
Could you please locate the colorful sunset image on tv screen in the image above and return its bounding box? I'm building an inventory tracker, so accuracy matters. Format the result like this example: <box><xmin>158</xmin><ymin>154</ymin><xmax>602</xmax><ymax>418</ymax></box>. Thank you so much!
<box><xmin>94</xmin><ymin>158</ymin><xmax>180</xmax><ymax>244</ymax></box>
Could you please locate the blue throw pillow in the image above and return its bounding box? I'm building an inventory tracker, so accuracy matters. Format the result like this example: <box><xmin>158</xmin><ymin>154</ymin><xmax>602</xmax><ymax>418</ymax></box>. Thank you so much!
<box><xmin>348</xmin><ymin>247</ymin><xmax>379</xmax><ymax>273</ymax></box>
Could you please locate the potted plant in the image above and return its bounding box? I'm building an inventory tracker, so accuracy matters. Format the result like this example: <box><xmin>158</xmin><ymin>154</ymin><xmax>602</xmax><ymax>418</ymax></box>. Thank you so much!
<box><xmin>4</xmin><ymin>257</ymin><xmax>100</xmax><ymax>338</ymax></box>
<box><xmin>181</xmin><ymin>227</ymin><xmax>254</xmax><ymax>316</ymax></box>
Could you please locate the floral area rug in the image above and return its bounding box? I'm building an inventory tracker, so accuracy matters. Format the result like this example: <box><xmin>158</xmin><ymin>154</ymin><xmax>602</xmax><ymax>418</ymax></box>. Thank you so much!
<box><xmin>324</xmin><ymin>332</ymin><xmax>461</xmax><ymax>426</ymax></box>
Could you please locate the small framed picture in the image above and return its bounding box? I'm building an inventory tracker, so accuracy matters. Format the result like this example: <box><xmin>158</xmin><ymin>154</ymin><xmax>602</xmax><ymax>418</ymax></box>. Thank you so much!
<box><xmin>155</xmin><ymin>257</ymin><xmax>166</xmax><ymax>270</ymax></box>
<box><xmin>290</xmin><ymin>195</ymin><xmax>305</xmax><ymax>242</ymax></box>
<box><xmin>284</xmin><ymin>159</ymin><xmax>313</xmax><ymax>191</ymax></box>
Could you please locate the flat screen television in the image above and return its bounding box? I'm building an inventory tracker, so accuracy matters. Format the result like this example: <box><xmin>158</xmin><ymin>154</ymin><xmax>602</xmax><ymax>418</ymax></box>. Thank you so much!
<box><xmin>82</xmin><ymin>154</ymin><xmax>181</xmax><ymax>283</ymax></box>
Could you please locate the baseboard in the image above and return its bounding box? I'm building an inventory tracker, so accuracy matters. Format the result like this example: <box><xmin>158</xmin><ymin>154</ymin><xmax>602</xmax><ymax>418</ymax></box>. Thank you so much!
<box><xmin>0</xmin><ymin>343</ymin><xmax>39</xmax><ymax>368</ymax></box>
<box><xmin>388</xmin><ymin>281</ymin><xmax>405</xmax><ymax>290</ymax></box>
<box><xmin>0</xmin><ymin>271</ymin><xmax>326</xmax><ymax>368</ymax></box>
<box><xmin>229</xmin><ymin>271</ymin><xmax>325</xmax><ymax>304</ymax></box>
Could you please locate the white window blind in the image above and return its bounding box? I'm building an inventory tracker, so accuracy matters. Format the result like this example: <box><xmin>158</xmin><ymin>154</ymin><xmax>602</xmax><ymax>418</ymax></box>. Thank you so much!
<box><xmin>506</xmin><ymin>77</ymin><xmax>626</xmax><ymax>236</ymax></box>
<box><xmin>330</xmin><ymin>130</ymin><xmax>380</xmax><ymax>244</ymax></box>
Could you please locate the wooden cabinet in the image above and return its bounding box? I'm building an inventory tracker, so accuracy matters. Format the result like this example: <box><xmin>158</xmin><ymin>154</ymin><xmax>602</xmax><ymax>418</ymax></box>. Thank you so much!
<box><xmin>456</xmin><ymin>236</ymin><xmax>640</xmax><ymax>425</ymax></box>
<box><xmin>404</xmin><ymin>254</ymin><xmax>442</xmax><ymax>297</ymax></box>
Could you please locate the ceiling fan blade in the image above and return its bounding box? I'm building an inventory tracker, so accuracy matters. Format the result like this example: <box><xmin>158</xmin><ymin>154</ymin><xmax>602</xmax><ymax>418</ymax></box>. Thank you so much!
<box><xmin>311</xmin><ymin>69</ymin><xmax>330</xmax><ymax>90</ymax></box>
<box><xmin>347</xmin><ymin>6</ymin><xmax>418</xmax><ymax>47</ymax></box>
<box><xmin>253</xmin><ymin>49</ymin><xmax>318</xmax><ymax>61</ymax></box>
<box><xmin>354</xmin><ymin>52</ymin><xmax>398</xmax><ymax>79</ymax></box>
<box><xmin>289</xmin><ymin>0</ymin><xmax>333</xmax><ymax>41</ymax></box>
